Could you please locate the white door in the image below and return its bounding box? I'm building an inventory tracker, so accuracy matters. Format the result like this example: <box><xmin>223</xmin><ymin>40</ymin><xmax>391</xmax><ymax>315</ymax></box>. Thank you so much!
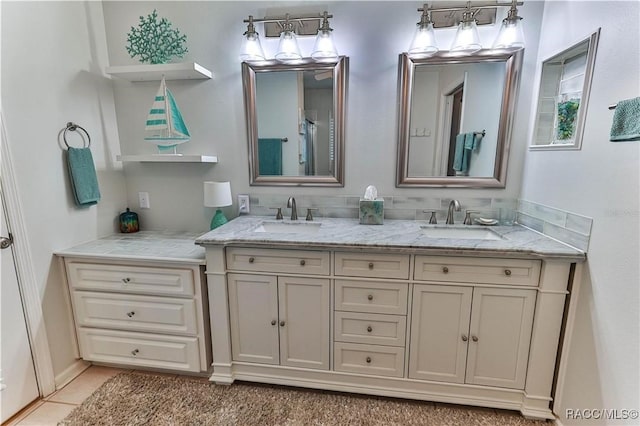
<box><xmin>278</xmin><ymin>276</ymin><xmax>330</xmax><ymax>370</ymax></box>
<box><xmin>1</xmin><ymin>192</ymin><xmax>40</xmax><ymax>422</ymax></box>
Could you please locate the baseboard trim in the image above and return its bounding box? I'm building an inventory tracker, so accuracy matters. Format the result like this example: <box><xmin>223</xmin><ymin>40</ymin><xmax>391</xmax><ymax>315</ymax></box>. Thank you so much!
<box><xmin>54</xmin><ymin>360</ymin><xmax>90</xmax><ymax>389</ymax></box>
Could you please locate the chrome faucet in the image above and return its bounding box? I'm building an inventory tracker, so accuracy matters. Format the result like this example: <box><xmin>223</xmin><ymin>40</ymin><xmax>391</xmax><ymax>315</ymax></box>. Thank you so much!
<box><xmin>446</xmin><ymin>200</ymin><xmax>461</xmax><ymax>224</ymax></box>
<box><xmin>287</xmin><ymin>197</ymin><xmax>298</xmax><ymax>220</ymax></box>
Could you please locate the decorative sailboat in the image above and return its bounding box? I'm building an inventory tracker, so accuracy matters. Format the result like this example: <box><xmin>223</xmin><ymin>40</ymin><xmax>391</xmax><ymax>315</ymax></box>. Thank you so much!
<box><xmin>144</xmin><ymin>77</ymin><xmax>190</xmax><ymax>154</ymax></box>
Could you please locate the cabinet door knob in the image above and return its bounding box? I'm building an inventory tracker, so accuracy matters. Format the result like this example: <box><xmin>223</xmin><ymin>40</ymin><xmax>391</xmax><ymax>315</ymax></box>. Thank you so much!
<box><xmin>367</xmin><ymin>326</ymin><xmax>373</xmax><ymax>333</ymax></box>
<box><xmin>131</xmin><ymin>349</ymin><xmax>139</xmax><ymax>356</ymax></box>
<box><xmin>472</xmin><ymin>335</ymin><xmax>479</xmax><ymax>342</ymax></box>
<box><xmin>368</xmin><ymin>262</ymin><xmax>374</xmax><ymax>270</ymax></box>
<box><xmin>271</xmin><ymin>320</ymin><xmax>277</xmax><ymax>326</ymax></box>
<box><xmin>461</xmin><ymin>334</ymin><xmax>468</xmax><ymax>342</ymax></box>
<box><xmin>442</xmin><ymin>266</ymin><xmax>449</xmax><ymax>274</ymax></box>
<box><xmin>367</xmin><ymin>294</ymin><xmax>374</xmax><ymax>301</ymax></box>
<box><xmin>300</xmin><ymin>259</ymin><xmax>306</xmax><ymax>266</ymax></box>
<box><xmin>248</xmin><ymin>257</ymin><xmax>255</xmax><ymax>263</ymax></box>
<box><xmin>366</xmin><ymin>356</ymin><xmax>372</xmax><ymax>364</ymax></box>
<box><xmin>126</xmin><ymin>311</ymin><xmax>135</xmax><ymax>318</ymax></box>
<box><xmin>504</xmin><ymin>269</ymin><xmax>512</xmax><ymax>276</ymax></box>
<box><xmin>122</xmin><ymin>277</ymin><xmax>131</xmax><ymax>283</ymax></box>
<box><xmin>280</xmin><ymin>320</ymin><xmax>286</xmax><ymax>327</ymax></box>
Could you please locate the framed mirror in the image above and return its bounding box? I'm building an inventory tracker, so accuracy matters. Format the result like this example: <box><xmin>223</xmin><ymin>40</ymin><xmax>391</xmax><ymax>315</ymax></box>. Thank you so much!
<box><xmin>396</xmin><ymin>49</ymin><xmax>523</xmax><ymax>188</ymax></box>
<box><xmin>242</xmin><ymin>56</ymin><xmax>348</xmax><ymax>186</ymax></box>
<box><xmin>530</xmin><ymin>29</ymin><xmax>600</xmax><ymax>150</ymax></box>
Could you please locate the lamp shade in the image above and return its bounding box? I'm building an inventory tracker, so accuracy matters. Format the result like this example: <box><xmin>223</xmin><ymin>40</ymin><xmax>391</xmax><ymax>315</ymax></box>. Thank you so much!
<box><xmin>450</xmin><ymin>19</ymin><xmax>482</xmax><ymax>54</ymax></box>
<box><xmin>275</xmin><ymin>29</ymin><xmax>302</xmax><ymax>62</ymax></box>
<box><xmin>492</xmin><ymin>16</ymin><xmax>525</xmax><ymax>50</ymax></box>
<box><xmin>240</xmin><ymin>31</ymin><xmax>266</xmax><ymax>61</ymax></box>
<box><xmin>204</xmin><ymin>181</ymin><xmax>232</xmax><ymax>208</ymax></box>
<box><xmin>408</xmin><ymin>21</ymin><xmax>438</xmax><ymax>58</ymax></box>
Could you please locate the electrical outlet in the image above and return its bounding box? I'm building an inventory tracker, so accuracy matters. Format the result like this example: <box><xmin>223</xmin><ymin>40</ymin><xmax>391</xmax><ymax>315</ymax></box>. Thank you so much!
<box><xmin>238</xmin><ymin>194</ymin><xmax>250</xmax><ymax>214</ymax></box>
<box><xmin>138</xmin><ymin>192</ymin><xmax>150</xmax><ymax>209</ymax></box>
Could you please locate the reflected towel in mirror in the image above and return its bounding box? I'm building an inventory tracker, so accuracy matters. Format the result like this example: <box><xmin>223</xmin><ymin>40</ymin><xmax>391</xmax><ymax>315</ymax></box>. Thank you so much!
<box><xmin>453</xmin><ymin>132</ymin><xmax>483</xmax><ymax>174</ymax></box>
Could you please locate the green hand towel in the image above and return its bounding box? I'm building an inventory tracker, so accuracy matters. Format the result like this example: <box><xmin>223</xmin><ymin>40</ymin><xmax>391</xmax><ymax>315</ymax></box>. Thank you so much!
<box><xmin>67</xmin><ymin>147</ymin><xmax>101</xmax><ymax>207</ymax></box>
<box><xmin>452</xmin><ymin>133</ymin><xmax>466</xmax><ymax>172</ymax></box>
<box><xmin>258</xmin><ymin>138</ymin><xmax>283</xmax><ymax>176</ymax></box>
<box><xmin>610</xmin><ymin>97</ymin><xmax>640</xmax><ymax>141</ymax></box>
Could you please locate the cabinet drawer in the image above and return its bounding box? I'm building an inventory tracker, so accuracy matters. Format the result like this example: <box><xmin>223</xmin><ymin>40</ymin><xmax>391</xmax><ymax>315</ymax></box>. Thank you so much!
<box><xmin>72</xmin><ymin>291</ymin><xmax>198</xmax><ymax>335</ymax></box>
<box><xmin>335</xmin><ymin>252</ymin><xmax>410</xmax><ymax>279</ymax></box>
<box><xmin>67</xmin><ymin>262</ymin><xmax>195</xmax><ymax>297</ymax></box>
<box><xmin>77</xmin><ymin>328</ymin><xmax>200</xmax><ymax>372</ymax></box>
<box><xmin>335</xmin><ymin>280</ymin><xmax>408</xmax><ymax>315</ymax></box>
<box><xmin>334</xmin><ymin>342</ymin><xmax>404</xmax><ymax>378</ymax></box>
<box><xmin>335</xmin><ymin>312</ymin><xmax>406</xmax><ymax>347</ymax></box>
<box><xmin>226</xmin><ymin>248</ymin><xmax>329</xmax><ymax>275</ymax></box>
<box><xmin>414</xmin><ymin>256</ymin><xmax>541</xmax><ymax>286</ymax></box>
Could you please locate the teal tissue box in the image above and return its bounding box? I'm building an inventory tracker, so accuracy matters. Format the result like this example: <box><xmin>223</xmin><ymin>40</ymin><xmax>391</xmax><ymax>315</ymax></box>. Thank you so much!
<box><xmin>359</xmin><ymin>198</ymin><xmax>384</xmax><ymax>225</ymax></box>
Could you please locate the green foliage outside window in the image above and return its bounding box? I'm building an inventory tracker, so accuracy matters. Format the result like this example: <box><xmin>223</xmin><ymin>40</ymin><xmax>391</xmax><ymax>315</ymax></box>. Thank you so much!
<box><xmin>555</xmin><ymin>98</ymin><xmax>580</xmax><ymax>141</ymax></box>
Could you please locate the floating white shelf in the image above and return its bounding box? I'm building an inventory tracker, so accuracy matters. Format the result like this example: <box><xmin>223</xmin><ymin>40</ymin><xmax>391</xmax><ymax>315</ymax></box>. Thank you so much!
<box><xmin>105</xmin><ymin>62</ymin><xmax>213</xmax><ymax>81</ymax></box>
<box><xmin>117</xmin><ymin>154</ymin><xmax>218</xmax><ymax>163</ymax></box>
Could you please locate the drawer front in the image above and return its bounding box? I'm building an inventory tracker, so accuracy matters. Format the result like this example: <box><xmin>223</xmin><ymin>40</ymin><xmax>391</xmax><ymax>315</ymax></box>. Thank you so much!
<box><xmin>414</xmin><ymin>256</ymin><xmax>541</xmax><ymax>286</ymax></box>
<box><xmin>335</xmin><ymin>252</ymin><xmax>410</xmax><ymax>279</ymax></box>
<box><xmin>77</xmin><ymin>328</ymin><xmax>200</xmax><ymax>372</ymax></box>
<box><xmin>226</xmin><ymin>248</ymin><xmax>329</xmax><ymax>276</ymax></box>
<box><xmin>334</xmin><ymin>342</ymin><xmax>404</xmax><ymax>378</ymax></box>
<box><xmin>67</xmin><ymin>262</ymin><xmax>195</xmax><ymax>297</ymax></box>
<box><xmin>335</xmin><ymin>312</ymin><xmax>406</xmax><ymax>347</ymax></box>
<box><xmin>335</xmin><ymin>280</ymin><xmax>408</xmax><ymax>315</ymax></box>
<box><xmin>73</xmin><ymin>291</ymin><xmax>197</xmax><ymax>335</ymax></box>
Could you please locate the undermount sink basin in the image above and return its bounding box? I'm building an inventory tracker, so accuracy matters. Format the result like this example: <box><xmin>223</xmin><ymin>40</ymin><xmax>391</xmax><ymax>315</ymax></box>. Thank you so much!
<box><xmin>420</xmin><ymin>225</ymin><xmax>504</xmax><ymax>241</ymax></box>
<box><xmin>253</xmin><ymin>221</ymin><xmax>322</xmax><ymax>234</ymax></box>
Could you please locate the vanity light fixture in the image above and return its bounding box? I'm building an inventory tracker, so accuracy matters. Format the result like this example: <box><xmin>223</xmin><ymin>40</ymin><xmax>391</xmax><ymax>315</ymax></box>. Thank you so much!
<box><xmin>407</xmin><ymin>1</ymin><xmax>524</xmax><ymax>57</ymax></box>
<box><xmin>240</xmin><ymin>11</ymin><xmax>339</xmax><ymax>63</ymax></box>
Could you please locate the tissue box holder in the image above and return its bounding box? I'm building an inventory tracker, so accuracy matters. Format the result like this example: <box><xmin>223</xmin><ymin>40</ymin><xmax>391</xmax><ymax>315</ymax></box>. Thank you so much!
<box><xmin>359</xmin><ymin>198</ymin><xmax>384</xmax><ymax>225</ymax></box>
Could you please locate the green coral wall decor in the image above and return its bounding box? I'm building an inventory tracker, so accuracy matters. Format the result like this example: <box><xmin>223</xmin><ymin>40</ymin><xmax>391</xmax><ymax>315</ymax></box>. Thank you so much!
<box><xmin>126</xmin><ymin>10</ymin><xmax>188</xmax><ymax>64</ymax></box>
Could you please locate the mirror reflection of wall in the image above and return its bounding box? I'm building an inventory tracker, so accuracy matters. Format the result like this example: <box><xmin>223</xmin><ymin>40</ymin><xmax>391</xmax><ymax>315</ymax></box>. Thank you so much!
<box><xmin>407</xmin><ymin>62</ymin><xmax>506</xmax><ymax>178</ymax></box>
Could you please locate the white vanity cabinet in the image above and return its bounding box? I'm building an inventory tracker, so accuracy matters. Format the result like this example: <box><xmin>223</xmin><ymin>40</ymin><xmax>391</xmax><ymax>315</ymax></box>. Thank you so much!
<box><xmin>62</xmin><ymin>258</ymin><xmax>211</xmax><ymax>373</ymax></box>
<box><xmin>203</xmin><ymin>237</ymin><xmax>577</xmax><ymax>420</ymax></box>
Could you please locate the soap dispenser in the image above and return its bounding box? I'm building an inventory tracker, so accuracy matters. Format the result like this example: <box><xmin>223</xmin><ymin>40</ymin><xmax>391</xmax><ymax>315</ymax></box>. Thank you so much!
<box><xmin>119</xmin><ymin>208</ymin><xmax>139</xmax><ymax>233</ymax></box>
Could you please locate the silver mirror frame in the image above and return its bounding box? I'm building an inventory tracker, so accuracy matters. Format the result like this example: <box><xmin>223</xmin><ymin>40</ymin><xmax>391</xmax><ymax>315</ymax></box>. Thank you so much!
<box><xmin>396</xmin><ymin>49</ymin><xmax>524</xmax><ymax>188</ymax></box>
<box><xmin>242</xmin><ymin>56</ymin><xmax>348</xmax><ymax>187</ymax></box>
<box><xmin>529</xmin><ymin>29</ymin><xmax>600</xmax><ymax>151</ymax></box>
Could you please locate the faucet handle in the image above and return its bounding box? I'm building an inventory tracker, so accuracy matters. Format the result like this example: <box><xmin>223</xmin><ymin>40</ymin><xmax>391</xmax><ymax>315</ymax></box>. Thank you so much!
<box><xmin>305</xmin><ymin>208</ymin><xmax>318</xmax><ymax>221</ymax></box>
<box><xmin>423</xmin><ymin>210</ymin><xmax>438</xmax><ymax>224</ymax></box>
<box><xmin>463</xmin><ymin>210</ymin><xmax>479</xmax><ymax>225</ymax></box>
<box><xmin>269</xmin><ymin>207</ymin><xmax>283</xmax><ymax>220</ymax></box>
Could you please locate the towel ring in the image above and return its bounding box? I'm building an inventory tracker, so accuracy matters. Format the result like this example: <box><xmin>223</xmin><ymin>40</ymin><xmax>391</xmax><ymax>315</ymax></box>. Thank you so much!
<box><xmin>63</xmin><ymin>122</ymin><xmax>91</xmax><ymax>149</ymax></box>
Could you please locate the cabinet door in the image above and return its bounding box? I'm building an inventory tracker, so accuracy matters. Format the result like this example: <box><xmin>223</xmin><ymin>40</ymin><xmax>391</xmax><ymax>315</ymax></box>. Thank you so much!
<box><xmin>278</xmin><ymin>276</ymin><xmax>330</xmax><ymax>370</ymax></box>
<box><xmin>228</xmin><ymin>273</ymin><xmax>279</xmax><ymax>364</ymax></box>
<box><xmin>409</xmin><ymin>284</ymin><xmax>472</xmax><ymax>383</ymax></box>
<box><xmin>466</xmin><ymin>287</ymin><xmax>536</xmax><ymax>389</ymax></box>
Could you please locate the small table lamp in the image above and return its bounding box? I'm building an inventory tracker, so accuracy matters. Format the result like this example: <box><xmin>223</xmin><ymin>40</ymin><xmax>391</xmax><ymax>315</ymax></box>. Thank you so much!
<box><xmin>204</xmin><ymin>181</ymin><xmax>232</xmax><ymax>229</ymax></box>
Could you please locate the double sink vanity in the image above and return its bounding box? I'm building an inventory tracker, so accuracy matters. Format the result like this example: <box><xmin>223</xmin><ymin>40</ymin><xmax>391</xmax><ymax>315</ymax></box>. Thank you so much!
<box><xmin>56</xmin><ymin>215</ymin><xmax>584</xmax><ymax>421</ymax></box>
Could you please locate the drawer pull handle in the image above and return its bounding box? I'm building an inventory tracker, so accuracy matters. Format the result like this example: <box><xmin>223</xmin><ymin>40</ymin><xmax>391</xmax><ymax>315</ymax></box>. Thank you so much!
<box><xmin>280</xmin><ymin>320</ymin><xmax>286</xmax><ymax>327</ymax></box>
<box><xmin>366</xmin><ymin>356</ymin><xmax>372</xmax><ymax>364</ymax></box>
<box><xmin>442</xmin><ymin>266</ymin><xmax>449</xmax><ymax>274</ymax></box>
<box><xmin>367</xmin><ymin>326</ymin><xmax>372</xmax><ymax>333</ymax></box>
<box><xmin>504</xmin><ymin>269</ymin><xmax>512</xmax><ymax>276</ymax></box>
<box><xmin>131</xmin><ymin>349</ymin><xmax>139</xmax><ymax>356</ymax></box>
<box><xmin>271</xmin><ymin>320</ymin><xmax>277</xmax><ymax>326</ymax></box>
<box><xmin>122</xmin><ymin>277</ymin><xmax>131</xmax><ymax>283</ymax></box>
<box><xmin>368</xmin><ymin>262</ymin><xmax>374</xmax><ymax>270</ymax></box>
<box><xmin>126</xmin><ymin>311</ymin><xmax>135</xmax><ymax>318</ymax></box>
<box><xmin>300</xmin><ymin>259</ymin><xmax>306</xmax><ymax>266</ymax></box>
<box><xmin>367</xmin><ymin>294</ymin><xmax>373</xmax><ymax>301</ymax></box>
<box><xmin>461</xmin><ymin>334</ymin><xmax>468</xmax><ymax>342</ymax></box>
<box><xmin>472</xmin><ymin>335</ymin><xmax>479</xmax><ymax>342</ymax></box>
<box><xmin>248</xmin><ymin>257</ymin><xmax>255</xmax><ymax>263</ymax></box>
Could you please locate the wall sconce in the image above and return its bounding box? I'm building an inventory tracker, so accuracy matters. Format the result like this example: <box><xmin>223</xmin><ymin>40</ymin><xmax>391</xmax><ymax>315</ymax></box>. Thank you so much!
<box><xmin>240</xmin><ymin>11</ymin><xmax>339</xmax><ymax>63</ymax></box>
<box><xmin>204</xmin><ymin>181</ymin><xmax>232</xmax><ymax>230</ymax></box>
<box><xmin>408</xmin><ymin>1</ymin><xmax>524</xmax><ymax>57</ymax></box>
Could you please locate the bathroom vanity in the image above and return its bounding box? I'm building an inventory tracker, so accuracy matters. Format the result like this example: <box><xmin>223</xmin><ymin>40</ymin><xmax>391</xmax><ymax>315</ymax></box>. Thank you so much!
<box><xmin>56</xmin><ymin>232</ymin><xmax>212</xmax><ymax>374</ymax></box>
<box><xmin>197</xmin><ymin>216</ymin><xmax>585</xmax><ymax>419</ymax></box>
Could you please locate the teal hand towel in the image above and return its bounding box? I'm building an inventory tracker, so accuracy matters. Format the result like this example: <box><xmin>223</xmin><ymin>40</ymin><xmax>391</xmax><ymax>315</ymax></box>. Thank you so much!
<box><xmin>610</xmin><ymin>97</ymin><xmax>640</xmax><ymax>141</ymax></box>
<box><xmin>452</xmin><ymin>133</ymin><xmax>466</xmax><ymax>172</ymax></box>
<box><xmin>258</xmin><ymin>138</ymin><xmax>283</xmax><ymax>176</ymax></box>
<box><xmin>67</xmin><ymin>147</ymin><xmax>101</xmax><ymax>206</ymax></box>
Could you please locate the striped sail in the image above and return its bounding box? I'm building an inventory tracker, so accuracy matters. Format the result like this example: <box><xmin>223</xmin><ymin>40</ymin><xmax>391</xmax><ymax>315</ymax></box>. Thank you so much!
<box><xmin>145</xmin><ymin>77</ymin><xmax>190</xmax><ymax>152</ymax></box>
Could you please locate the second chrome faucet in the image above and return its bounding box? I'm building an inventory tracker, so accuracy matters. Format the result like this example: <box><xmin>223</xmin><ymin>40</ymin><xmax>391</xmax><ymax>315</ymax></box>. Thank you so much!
<box><xmin>287</xmin><ymin>197</ymin><xmax>298</xmax><ymax>220</ymax></box>
<box><xmin>446</xmin><ymin>199</ymin><xmax>461</xmax><ymax>224</ymax></box>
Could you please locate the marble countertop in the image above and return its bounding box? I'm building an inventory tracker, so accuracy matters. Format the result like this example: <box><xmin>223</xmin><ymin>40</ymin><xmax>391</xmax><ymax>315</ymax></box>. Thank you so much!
<box><xmin>195</xmin><ymin>216</ymin><xmax>586</xmax><ymax>261</ymax></box>
<box><xmin>55</xmin><ymin>231</ymin><xmax>206</xmax><ymax>264</ymax></box>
